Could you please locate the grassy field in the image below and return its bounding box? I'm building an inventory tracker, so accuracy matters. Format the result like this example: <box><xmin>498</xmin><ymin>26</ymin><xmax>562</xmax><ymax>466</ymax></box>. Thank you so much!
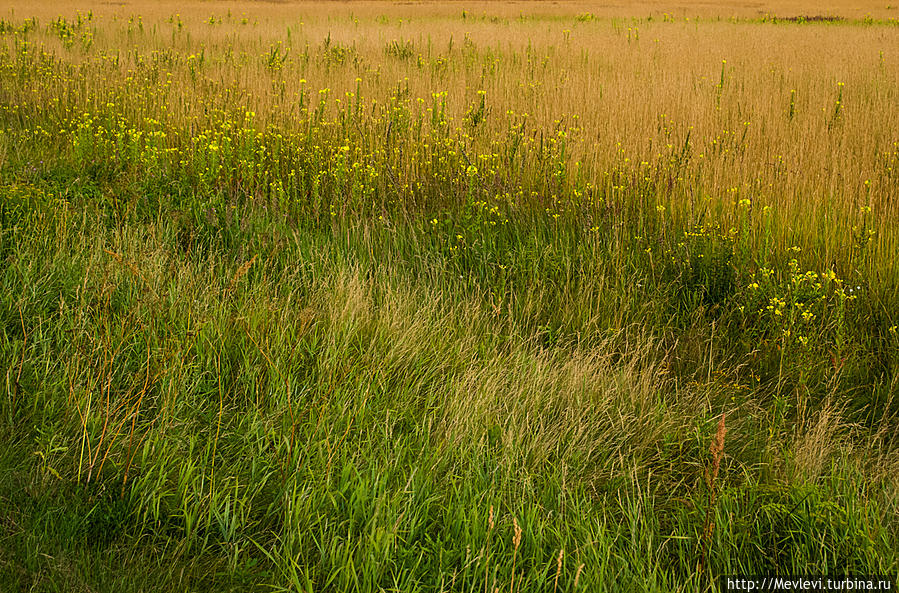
<box><xmin>0</xmin><ymin>1</ymin><xmax>898</xmax><ymax>590</ymax></box>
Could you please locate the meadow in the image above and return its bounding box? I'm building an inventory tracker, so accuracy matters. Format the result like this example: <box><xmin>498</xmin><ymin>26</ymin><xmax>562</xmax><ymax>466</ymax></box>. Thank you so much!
<box><xmin>0</xmin><ymin>1</ymin><xmax>898</xmax><ymax>590</ymax></box>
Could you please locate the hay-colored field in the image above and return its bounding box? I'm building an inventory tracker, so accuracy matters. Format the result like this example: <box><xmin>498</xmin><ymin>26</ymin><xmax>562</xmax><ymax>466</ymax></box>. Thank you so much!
<box><xmin>3</xmin><ymin>0</ymin><xmax>898</xmax><ymax>268</ymax></box>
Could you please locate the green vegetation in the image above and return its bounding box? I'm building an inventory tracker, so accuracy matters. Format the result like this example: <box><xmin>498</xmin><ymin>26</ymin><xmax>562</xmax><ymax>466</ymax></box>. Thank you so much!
<box><xmin>0</xmin><ymin>4</ymin><xmax>897</xmax><ymax>591</ymax></box>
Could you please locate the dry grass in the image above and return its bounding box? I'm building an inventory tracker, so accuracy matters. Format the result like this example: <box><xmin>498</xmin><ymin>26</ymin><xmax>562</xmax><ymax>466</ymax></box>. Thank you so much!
<box><xmin>2</xmin><ymin>0</ymin><xmax>896</xmax><ymax>271</ymax></box>
<box><xmin>6</xmin><ymin>0</ymin><xmax>899</xmax><ymax>21</ymax></box>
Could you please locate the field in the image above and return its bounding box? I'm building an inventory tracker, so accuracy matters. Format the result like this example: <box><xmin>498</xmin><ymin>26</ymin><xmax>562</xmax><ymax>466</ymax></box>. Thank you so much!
<box><xmin>1</xmin><ymin>0</ymin><xmax>898</xmax><ymax>590</ymax></box>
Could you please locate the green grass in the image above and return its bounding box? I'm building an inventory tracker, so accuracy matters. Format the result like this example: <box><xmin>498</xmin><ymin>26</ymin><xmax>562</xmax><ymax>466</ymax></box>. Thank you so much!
<box><xmin>1</xmin><ymin>187</ymin><xmax>896</xmax><ymax>590</ymax></box>
<box><xmin>0</xmin><ymin>12</ymin><xmax>898</xmax><ymax>592</ymax></box>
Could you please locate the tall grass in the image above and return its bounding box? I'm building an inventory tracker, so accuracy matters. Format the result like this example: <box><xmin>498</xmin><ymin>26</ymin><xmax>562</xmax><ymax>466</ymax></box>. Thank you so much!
<box><xmin>0</xmin><ymin>1</ymin><xmax>897</xmax><ymax>590</ymax></box>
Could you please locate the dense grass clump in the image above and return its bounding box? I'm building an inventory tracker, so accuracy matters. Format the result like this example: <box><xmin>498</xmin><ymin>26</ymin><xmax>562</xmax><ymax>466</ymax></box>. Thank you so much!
<box><xmin>0</xmin><ymin>2</ymin><xmax>897</xmax><ymax>591</ymax></box>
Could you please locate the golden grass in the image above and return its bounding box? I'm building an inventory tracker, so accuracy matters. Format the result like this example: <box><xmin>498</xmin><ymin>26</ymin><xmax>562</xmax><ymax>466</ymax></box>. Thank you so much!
<box><xmin>3</xmin><ymin>1</ymin><xmax>896</xmax><ymax>253</ymax></box>
<box><xmin>6</xmin><ymin>0</ymin><xmax>899</xmax><ymax>22</ymax></box>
